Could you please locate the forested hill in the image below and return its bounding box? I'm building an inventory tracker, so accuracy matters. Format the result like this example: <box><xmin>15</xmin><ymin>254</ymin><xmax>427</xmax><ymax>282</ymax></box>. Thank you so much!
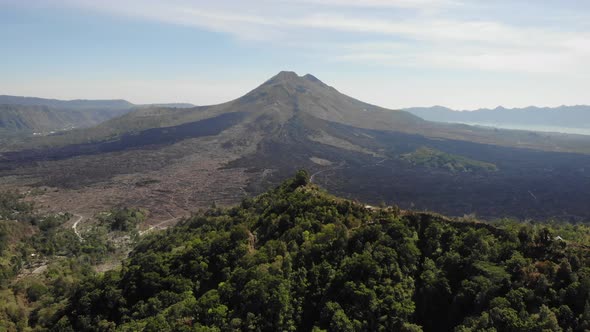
<box><xmin>49</xmin><ymin>172</ymin><xmax>590</xmax><ymax>331</ymax></box>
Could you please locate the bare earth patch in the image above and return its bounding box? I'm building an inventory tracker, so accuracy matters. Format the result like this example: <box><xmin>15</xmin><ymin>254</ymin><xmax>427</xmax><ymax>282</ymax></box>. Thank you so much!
<box><xmin>0</xmin><ymin>126</ymin><xmax>263</xmax><ymax>227</ymax></box>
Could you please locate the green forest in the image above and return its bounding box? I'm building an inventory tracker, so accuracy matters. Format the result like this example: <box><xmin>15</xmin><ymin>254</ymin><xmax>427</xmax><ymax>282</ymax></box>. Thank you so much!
<box><xmin>2</xmin><ymin>171</ymin><xmax>590</xmax><ymax>331</ymax></box>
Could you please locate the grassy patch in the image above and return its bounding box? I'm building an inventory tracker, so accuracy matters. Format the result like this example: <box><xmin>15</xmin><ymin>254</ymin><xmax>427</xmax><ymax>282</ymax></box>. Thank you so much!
<box><xmin>401</xmin><ymin>147</ymin><xmax>498</xmax><ymax>172</ymax></box>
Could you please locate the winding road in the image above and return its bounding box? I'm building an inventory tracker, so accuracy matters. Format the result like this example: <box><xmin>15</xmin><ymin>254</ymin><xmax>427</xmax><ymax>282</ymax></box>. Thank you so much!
<box><xmin>310</xmin><ymin>161</ymin><xmax>346</xmax><ymax>184</ymax></box>
<box><xmin>71</xmin><ymin>214</ymin><xmax>84</xmax><ymax>241</ymax></box>
<box><xmin>71</xmin><ymin>212</ymin><xmax>181</xmax><ymax>239</ymax></box>
<box><xmin>139</xmin><ymin>216</ymin><xmax>181</xmax><ymax>236</ymax></box>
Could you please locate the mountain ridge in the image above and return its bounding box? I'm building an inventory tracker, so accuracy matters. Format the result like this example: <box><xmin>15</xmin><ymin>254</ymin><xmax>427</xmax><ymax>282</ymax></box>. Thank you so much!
<box><xmin>0</xmin><ymin>95</ymin><xmax>196</xmax><ymax>109</ymax></box>
<box><xmin>0</xmin><ymin>95</ymin><xmax>134</xmax><ymax>110</ymax></box>
<box><xmin>0</xmin><ymin>95</ymin><xmax>196</xmax><ymax>137</ymax></box>
<box><xmin>405</xmin><ymin>105</ymin><xmax>590</xmax><ymax>130</ymax></box>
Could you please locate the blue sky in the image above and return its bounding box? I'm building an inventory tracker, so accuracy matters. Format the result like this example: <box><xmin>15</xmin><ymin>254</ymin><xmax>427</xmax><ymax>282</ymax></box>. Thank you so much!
<box><xmin>1</xmin><ymin>0</ymin><xmax>589</xmax><ymax>109</ymax></box>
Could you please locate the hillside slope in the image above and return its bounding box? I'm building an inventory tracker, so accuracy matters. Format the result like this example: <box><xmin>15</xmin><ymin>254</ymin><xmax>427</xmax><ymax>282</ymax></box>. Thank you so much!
<box><xmin>0</xmin><ymin>104</ymin><xmax>132</xmax><ymax>136</ymax></box>
<box><xmin>42</xmin><ymin>172</ymin><xmax>590</xmax><ymax>331</ymax></box>
<box><xmin>0</xmin><ymin>96</ymin><xmax>135</xmax><ymax>136</ymax></box>
<box><xmin>0</xmin><ymin>95</ymin><xmax>134</xmax><ymax>110</ymax></box>
<box><xmin>0</xmin><ymin>96</ymin><xmax>195</xmax><ymax>137</ymax></box>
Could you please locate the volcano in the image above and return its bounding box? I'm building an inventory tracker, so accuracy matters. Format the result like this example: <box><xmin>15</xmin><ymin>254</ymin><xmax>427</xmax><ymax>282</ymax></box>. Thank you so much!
<box><xmin>1</xmin><ymin>71</ymin><xmax>590</xmax><ymax>222</ymax></box>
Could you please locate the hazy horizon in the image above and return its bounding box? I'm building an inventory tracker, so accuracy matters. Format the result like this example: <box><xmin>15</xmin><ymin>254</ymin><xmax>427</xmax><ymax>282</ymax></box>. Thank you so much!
<box><xmin>4</xmin><ymin>77</ymin><xmax>590</xmax><ymax>112</ymax></box>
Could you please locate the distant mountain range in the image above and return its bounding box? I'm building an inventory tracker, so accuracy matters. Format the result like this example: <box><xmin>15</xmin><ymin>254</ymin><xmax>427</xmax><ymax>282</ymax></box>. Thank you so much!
<box><xmin>0</xmin><ymin>95</ymin><xmax>195</xmax><ymax>135</ymax></box>
<box><xmin>405</xmin><ymin>105</ymin><xmax>590</xmax><ymax>129</ymax></box>
<box><xmin>0</xmin><ymin>95</ymin><xmax>135</xmax><ymax>110</ymax></box>
<box><xmin>1</xmin><ymin>72</ymin><xmax>590</xmax><ymax>221</ymax></box>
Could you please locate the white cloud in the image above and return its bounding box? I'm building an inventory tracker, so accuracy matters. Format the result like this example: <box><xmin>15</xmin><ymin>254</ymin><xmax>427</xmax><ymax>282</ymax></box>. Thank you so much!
<box><xmin>51</xmin><ymin>0</ymin><xmax>590</xmax><ymax>76</ymax></box>
<box><xmin>333</xmin><ymin>46</ymin><xmax>589</xmax><ymax>75</ymax></box>
<box><xmin>286</xmin><ymin>0</ymin><xmax>461</xmax><ymax>9</ymax></box>
<box><xmin>58</xmin><ymin>0</ymin><xmax>286</xmax><ymax>40</ymax></box>
<box><xmin>52</xmin><ymin>1</ymin><xmax>559</xmax><ymax>44</ymax></box>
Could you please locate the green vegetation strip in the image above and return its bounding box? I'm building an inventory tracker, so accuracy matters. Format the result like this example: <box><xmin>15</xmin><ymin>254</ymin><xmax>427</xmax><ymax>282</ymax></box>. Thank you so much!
<box><xmin>401</xmin><ymin>147</ymin><xmax>498</xmax><ymax>172</ymax></box>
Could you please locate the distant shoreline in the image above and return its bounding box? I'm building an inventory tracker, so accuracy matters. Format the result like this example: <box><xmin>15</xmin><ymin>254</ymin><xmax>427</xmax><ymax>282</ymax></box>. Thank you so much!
<box><xmin>456</xmin><ymin>121</ymin><xmax>590</xmax><ymax>136</ymax></box>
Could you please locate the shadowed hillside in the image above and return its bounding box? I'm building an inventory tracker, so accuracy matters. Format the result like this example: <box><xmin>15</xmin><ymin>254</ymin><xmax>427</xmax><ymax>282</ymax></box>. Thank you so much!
<box><xmin>0</xmin><ymin>103</ymin><xmax>133</xmax><ymax>137</ymax></box>
<box><xmin>0</xmin><ymin>96</ymin><xmax>196</xmax><ymax>139</ymax></box>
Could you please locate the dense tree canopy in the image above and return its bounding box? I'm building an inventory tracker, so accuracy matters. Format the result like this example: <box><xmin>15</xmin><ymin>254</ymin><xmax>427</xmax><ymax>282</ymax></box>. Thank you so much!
<box><xmin>44</xmin><ymin>173</ymin><xmax>590</xmax><ymax>331</ymax></box>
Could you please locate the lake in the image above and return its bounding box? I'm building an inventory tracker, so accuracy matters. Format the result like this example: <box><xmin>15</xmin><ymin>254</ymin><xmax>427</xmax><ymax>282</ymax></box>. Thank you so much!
<box><xmin>456</xmin><ymin>122</ymin><xmax>590</xmax><ymax>136</ymax></box>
